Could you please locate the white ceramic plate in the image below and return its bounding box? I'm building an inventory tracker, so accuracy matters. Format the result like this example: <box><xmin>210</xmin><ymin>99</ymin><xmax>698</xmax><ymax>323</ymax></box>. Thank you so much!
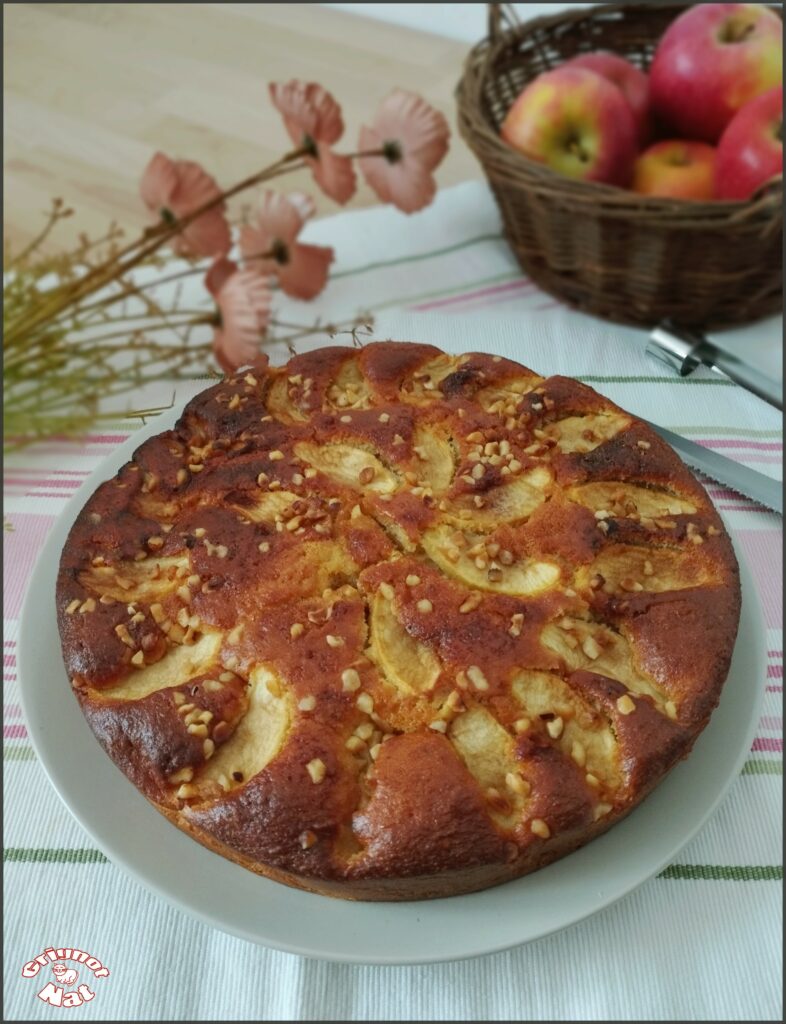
<box><xmin>18</xmin><ymin>407</ymin><xmax>766</xmax><ymax>965</ymax></box>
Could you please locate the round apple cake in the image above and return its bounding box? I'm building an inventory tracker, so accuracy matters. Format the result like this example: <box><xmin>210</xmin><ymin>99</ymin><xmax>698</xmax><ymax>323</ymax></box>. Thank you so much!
<box><xmin>57</xmin><ymin>342</ymin><xmax>740</xmax><ymax>900</ymax></box>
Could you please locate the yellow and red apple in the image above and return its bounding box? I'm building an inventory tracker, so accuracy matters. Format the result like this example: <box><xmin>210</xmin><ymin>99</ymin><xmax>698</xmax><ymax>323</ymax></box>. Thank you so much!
<box><xmin>563</xmin><ymin>51</ymin><xmax>651</xmax><ymax>145</ymax></box>
<box><xmin>650</xmin><ymin>3</ymin><xmax>783</xmax><ymax>143</ymax></box>
<box><xmin>716</xmin><ymin>87</ymin><xmax>783</xmax><ymax>200</ymax></box>
<box><xmin>501</xmin><ymin>66</ymin><xmax>638</xmax><ymax>187</ymax></box>
<box><xmin>632</xmin><ymin>141</ymin><xmax>716</xmax><ymax>200</ymax></box>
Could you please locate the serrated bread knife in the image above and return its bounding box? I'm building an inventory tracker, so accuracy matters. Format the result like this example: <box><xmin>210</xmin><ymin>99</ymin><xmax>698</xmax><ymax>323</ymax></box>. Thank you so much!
<box><xmin>646</xmin><ymin>421</ymin><xmax>783</xmax><ymax>516</ymax></box>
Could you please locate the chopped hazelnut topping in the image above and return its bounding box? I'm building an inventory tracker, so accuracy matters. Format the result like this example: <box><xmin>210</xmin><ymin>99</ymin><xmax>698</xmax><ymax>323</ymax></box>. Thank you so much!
<box><xmin>459</xmin><ymin>592</ymin><xmax>482</xmax><ymax>614</ymax></box>
<box><xmin>298</xmin><ymin>696</ymin><xmax>316</xmax><ymax>712</ymax></box>
<box><xmin>466</xmin><ymin>665</ymin><xmax>489</xmax><ymax>690</ymax></box>
<box><xmin>306</xmin><ymin>758</ymin><xmax>326</xmax><ymax>784</ymax></box>
<box><xmin>530</xmin><ymin>818</ymin><xmax>551</xmax><ymax>839</ymax></box>
<box><xmin>582</xmin><ymin>636</ymin><xmax>601</xmax><ymax>660</ymax></box>
<box><xmin>665</xmin><ymin>700</ymin><xmax>678</xmax><ymax>720</ymax></box>
<box><xmin>506</xmin><ymin>772</ymin><xmax>530</xmax><ymax>796</ymax></box>
<box><xmin>428</xmin><ymin>720</ymin><xmax>447</xmax><ymax>733</ymax></box>
<box><xmin>616</xmin><ymin>694</ymin><xmax>636</xmax><ymax>716</ymax></box>
<box><xmin>299</xmin><ymin>829</ymin><xmax>318</xmax><ymax>850</ymax></box>
<box><xmin>416</xmin><ymin>599</ymin><xmax>433</xmax><ymax>614</ymax></box>
<box><xmin>326</xmin><ymin>634</ymin><xmax>344</xmax><ymax>648</ymax></box>
<box><xmin>546</xmin><ymin>716</ymin><xmax>564</xmax><ymax>739</ymax></box>
<box><xmin>571</xmin><ymin>741</ymin><xmax>586</xmax><ymax>767</ymax></box>
<box><xmin>379</xmin><ymin>582</ymin><xmax>395</xmax><ymax>601</ymax></box>
<box><xmin>356</xmin><ymin>693</ymin><xmax>374</xmax><ymax>714</ymax></box>
<box><xmin>290</xmin><ymin>623</ymin><xmax>305</xmax><ymax>639</ymax></box>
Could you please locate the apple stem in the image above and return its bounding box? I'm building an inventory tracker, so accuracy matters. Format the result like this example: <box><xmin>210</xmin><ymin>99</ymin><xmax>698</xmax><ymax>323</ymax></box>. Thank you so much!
<box><xmin>720</xmin><ymin>18</ymin><xmax>756</xmax><ymax>44</ymax></box>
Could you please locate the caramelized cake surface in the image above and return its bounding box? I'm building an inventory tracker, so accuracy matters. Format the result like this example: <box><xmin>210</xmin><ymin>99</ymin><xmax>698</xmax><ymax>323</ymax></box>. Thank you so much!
<box><xmin>57</xmin><ymin>342</ymin><xmax>740</xmax><ymax>900</ymax></box>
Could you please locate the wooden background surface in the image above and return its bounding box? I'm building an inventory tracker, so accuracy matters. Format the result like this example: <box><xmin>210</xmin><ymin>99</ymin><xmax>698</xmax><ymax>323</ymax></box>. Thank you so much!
<box><xmin>3</xmin><ymin>3</ymin><xmax>481</xmax><ymax>251</ymax></box>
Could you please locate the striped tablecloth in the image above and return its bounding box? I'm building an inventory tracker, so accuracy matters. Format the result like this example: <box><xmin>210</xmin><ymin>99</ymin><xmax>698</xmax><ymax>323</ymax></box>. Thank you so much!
<box><xmin>4</xmin><ymin>182</ymin><xmax>782</xmax><ymax>1022</ymax></box>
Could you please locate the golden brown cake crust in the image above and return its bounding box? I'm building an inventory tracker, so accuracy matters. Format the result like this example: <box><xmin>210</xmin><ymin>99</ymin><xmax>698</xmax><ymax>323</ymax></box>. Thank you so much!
<box><xmin>57</xmin><ymin>341</ymin><xmax>741</xmax><ymax>900</ymax></box>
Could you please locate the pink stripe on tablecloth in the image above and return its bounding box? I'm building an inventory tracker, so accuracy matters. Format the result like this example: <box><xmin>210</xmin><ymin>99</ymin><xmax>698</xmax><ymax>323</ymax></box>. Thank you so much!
<box><xmin>4</xmin><ymin>674</ymin><xmax>17</xmax><ymax>683</ymax></box>
<box><xmin>11</xmin><ymin>491</ymin><xmax>81</xmax><ymax>499</ymax></box>
<box><xmin>734</xmin><ymin>529</ymin><xmax>783</xmax><ymax>629</ymax></box>
<box><xmin>44</xmin><ymin>433</ymin><xmax>129</xmax><ymax>444</ymax></box>
<box><xmin>717</xmin><ymin>504</ymin><xmax>775</xmax><ymax>513</ymax></box>
<box><xmin>4</xmin><ymin>654</ymin><xmax>16</xmax><ymax>667</ymax></box>
<box><xmin>410</xmin><ymin>279</ymin><xmax>534</xmax><ymax>312</ymax></box>
<box><xmin>769</xmin><ymin>665</ymin><xmax>783</xmax><ymax>678</ymax></box>
<box><xmin>4</xmin><ymin>477</ymin><xmax>85</xmax><ymax>488</ymax></box>
<box><xmin>4</xmin><ymin>724</ymin><xmax>27</xmax><ymax>739</ymax></box>
<box><xmin>2</xmin><ymin>512</ymin><xmax>58</xmax><ymax>619</ymax></box>
<box><xmin>3</xmin><ymin>468</ymin><xmax>90</xmax><ymax>476</ymax></box>
<box><xmin>751</xmin><ymin>737</ymin><xmax>782</xmax><ymax>752</ymax></box>
<box><xmin>4</xmin><ymin>704</ymin><xmax>22</xmax><ymax>718</ymax></box>
<box><xmin>4</xmin><ymin>641</ymin><xmax>16</xmax><ymax>648</ymax></box>
<box><xmin>769</xmin><ymin>650</ymin><xmax>783</xmax><ymax>657</ymax></box>
<box><xmin>768</xmin><ymin>685</ymin><xmax>783</xmax><ymax>693</ymax></box>
<box><xmin>760</xmin><ymin>716</ymin><xmax>783</xmax><ymax>730</ymax></box>
<box><xmin>697</xmin><ymin>440</ymin><xmax>783</xmax><ymax>452</ymax></box>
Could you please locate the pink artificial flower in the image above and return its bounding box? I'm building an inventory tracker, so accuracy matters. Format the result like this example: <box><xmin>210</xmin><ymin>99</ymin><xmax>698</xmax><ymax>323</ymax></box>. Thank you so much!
<box><xmin>140</xmin><ymin>152</ymin><xmax>231</xmax><ymax>258</ymax></box>
<box><xmin>209</xmin><ymin>265</ymin><xmax>272</xmax><ymax>375</ymax></box>
<box><xmin>358</xmin><ymin>90</ymin><xmax>450</xmax><ymax>214</ymax></box>
<box><xmin>204</xmin><ymin>257</ymin><xmax>239</xmax><ymax>297</ymax></box>
<box><xmin>239</xmin><ymin>191</ymin><xmax>334</xmax><ymax>301</ymax></box>
<box><xmin>269</xmin><ymin>80</ymin><xmax>356</xmax><ymax>205</ymax></box>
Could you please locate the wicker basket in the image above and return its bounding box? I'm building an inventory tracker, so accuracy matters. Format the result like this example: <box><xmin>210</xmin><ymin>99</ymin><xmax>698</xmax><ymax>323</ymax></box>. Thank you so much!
<box><xmin>455</xmin><ymin>2</ymin><xmax>783</xmax><ymax>329</ymax></box>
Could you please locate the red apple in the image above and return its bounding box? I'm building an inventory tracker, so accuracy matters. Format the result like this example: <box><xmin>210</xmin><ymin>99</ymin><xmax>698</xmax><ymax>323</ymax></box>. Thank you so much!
<box><xmin>650</xmin><ymin>3</ymin><xmax>783</xmax><ymax>143</ymax></box>
<box><xmin>500</xmin><ymin>66</ymin><xmax>638</xmax><ymax>187</ymax></box>
<box><xmin>563</xmin><ymin>51</ymin><xmax>651</xmax><ymax>145</ymax></box>
<box><xmin>716</xmin><ymin>87</ymin><xmax>783</xmax><ymax>199</ymax></box>
<box><xmin>632</xmin><ymin>140</ymin><xmax>717</xmax><ymax>201</ymax></box>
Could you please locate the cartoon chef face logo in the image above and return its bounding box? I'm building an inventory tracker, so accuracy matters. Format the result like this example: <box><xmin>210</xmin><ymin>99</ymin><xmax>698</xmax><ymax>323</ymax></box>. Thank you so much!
<box><xmin>51</xmin><ymin>964</ymin><xmax>78</xmax><ymax>987</ymax></box>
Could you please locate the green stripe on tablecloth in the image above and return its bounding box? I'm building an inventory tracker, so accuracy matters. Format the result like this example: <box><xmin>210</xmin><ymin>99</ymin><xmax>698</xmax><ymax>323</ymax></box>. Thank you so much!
<box><xmin>4</xmin><ymin>746</ymin><xmax>37</xmax><ymax>761</ymax></box>
<box><xmin>742</xmin><ymin>759</ymin><xmax>783</xmax><ymax>775</ymax></box>
<box><xmin>671</xmin><ymin>427</ymin><xmax>783</xmax><ymax>437</ymax></box>
<box><xmin>332</xmin><ymin>233</ymin><xmax>505</xmax><ymax>280</ymax></box>
<box><xmin>5</xmin><ymin>848</ymin><xmax>781</xmax><ymax>879</ymax></box>
<box><xmin>5</xmin><ymin>848</ymin><xmax>109</xmax><ymax>864</ymax></box>
<box><xmin>660</xmin><ymin>865</ymin><xmax>782</xmax><ymax>881</ymax></box>
<box><xmin>578</xmin><ymin>375</ymin><xmax>734</xmax><ymax>386</ymax></box>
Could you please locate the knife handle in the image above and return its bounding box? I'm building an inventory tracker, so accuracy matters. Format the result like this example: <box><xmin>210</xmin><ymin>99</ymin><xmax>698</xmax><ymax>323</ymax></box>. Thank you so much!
<box><xmin>647</xmin><ymin>323</ymin><xmax>783</xmax><ymax>411</ymax></box>
<box><xmin>711</xmin><ymin>352</ymin><xmax>783</xmax><ymax>411</ymax></box>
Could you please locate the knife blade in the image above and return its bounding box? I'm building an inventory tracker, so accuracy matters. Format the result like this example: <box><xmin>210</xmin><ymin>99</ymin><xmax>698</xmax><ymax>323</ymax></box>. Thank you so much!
<box><xmin>646</xmin><ymin>421</ymin><xmax>783</xmax><ymax>515</ymax></box>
